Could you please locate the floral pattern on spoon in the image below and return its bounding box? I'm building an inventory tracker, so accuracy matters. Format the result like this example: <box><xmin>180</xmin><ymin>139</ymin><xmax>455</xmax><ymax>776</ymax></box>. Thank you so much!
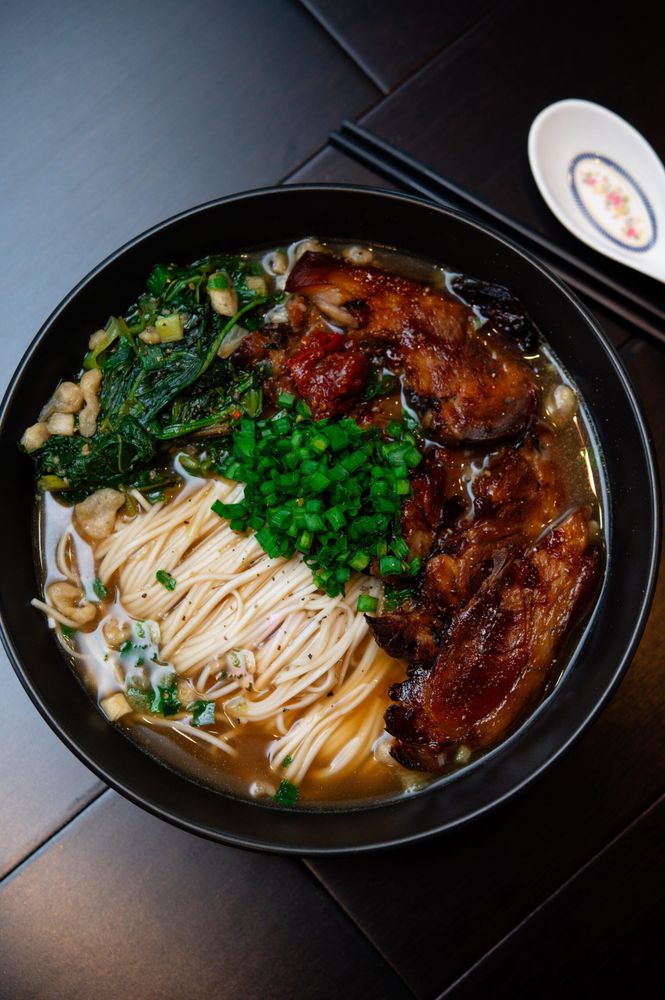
<box><xmin>569</xmin><ymin>153</ymin><xmax>657</xmax><ymax>252</ymax></box>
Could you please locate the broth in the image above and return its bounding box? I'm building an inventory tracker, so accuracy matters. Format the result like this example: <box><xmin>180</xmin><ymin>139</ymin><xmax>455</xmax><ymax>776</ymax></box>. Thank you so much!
<box><xmin>34</xmin><ymin>238</ymin><xmax>605</xmax><ymax>808</ymax></box>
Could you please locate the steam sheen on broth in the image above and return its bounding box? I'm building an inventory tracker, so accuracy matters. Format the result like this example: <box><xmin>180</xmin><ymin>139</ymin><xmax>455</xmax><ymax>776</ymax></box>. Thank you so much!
<box><xmin>29</xmin><ymin>238</ymin><xmax>604</xmax><ymax>808</ymax></box>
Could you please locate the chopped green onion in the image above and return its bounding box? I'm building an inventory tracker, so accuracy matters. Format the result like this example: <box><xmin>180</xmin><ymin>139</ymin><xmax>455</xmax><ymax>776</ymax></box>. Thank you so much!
<box><xmin>277</xmin><ymin>391</ymin><xmax>296</xmax><ymax>409</ymax></box>
<box><xmin>210</xmin><ymin>402</ymin><xmax>423</xmax><ymax>597</ymax></box>
<box><xmin>189</xmin><ymin>700</ymin><xmax>216</xmax><ymax>727</ymax></box>
<box><xmin>325</xmin><ymin>506</ymin><xmax>346</xmax><ymax>531</ymax></box>
<box><xmin>156</xmin><ymin>569</ymin><xmax>177</xmax><ymax>591</ymax></box>
<box><xmin>385</xmin><ymin>420</ymin><xmax>403</xmax><ymax>439</ymax></box>
<box><xmin>379</xmin><ymin>555</ymin><xmax>403</xmax><ymax>576</ymax></box>
<box><xmin>92</xmin><ymin>578</ymin><xmax>108</xmax><ymax>601</ymax></box>
<box><xmin>306</xmin><ymin>471</ymin><xmax>331</xmax><ymax>494</ymax></box>
<box><xmin>356</xmin><ymin>594</ymin><xmax>378</xmax><ymax>613</ymax></box>
<box><xmin>296</xmin><ymin>530</ymin><xmax>313</xmax><ymax>553</ymax></box>
<box><xmin>383</xmin><ymin>585</ymin><xmax>414</xmax><ymax>611</ymax></box>
<box><xmin>310</xmin><ymin>435</ymin><xmax>329</xmax><ymax>454</ymax></box>
<box><xmin>273</xmin><ymin>779</ymin><xmax>299</xmax><ymax>807</ymax></box>
<box><xmin>349</xmin><ymin>550</ymin><xmax>370</xmax><ymax>572</ymax></box>
<box><xmin>211</xmin><ymin>500</ymin><xmax>247</xmax><ymax>520</ymax></box>
<box><xmin>392</xmin><ymin>537</ymin><xmax>409</xmax><ymax>560</ymax></box>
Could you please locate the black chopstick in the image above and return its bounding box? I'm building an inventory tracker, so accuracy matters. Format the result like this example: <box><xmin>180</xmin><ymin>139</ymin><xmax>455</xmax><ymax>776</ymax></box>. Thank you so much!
<box><xmin>330</xmin><ymin>121</ymin><xmax>665</xmax><ymax>348</ymax></box>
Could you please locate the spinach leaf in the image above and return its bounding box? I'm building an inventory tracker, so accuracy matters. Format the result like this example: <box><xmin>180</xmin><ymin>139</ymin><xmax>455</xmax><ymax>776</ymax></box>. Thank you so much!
<box><xmin>189</xmin><ymin>700</ymin><xmax>216</xmax><ymax>727</ymax></box>
<box><xmin>34</xmin><ymin>417</ymin><xmax>156</xmax><ymax>493</ymax></box>
<box><xmin>273</xmin><ymin>779</ymin><xmax>299</xmax><ymax>807</ymax></box>
<box><xmin>27</xmin><ymin>252</ymin><xmax>278</xmax><ymax>500</ymax></box>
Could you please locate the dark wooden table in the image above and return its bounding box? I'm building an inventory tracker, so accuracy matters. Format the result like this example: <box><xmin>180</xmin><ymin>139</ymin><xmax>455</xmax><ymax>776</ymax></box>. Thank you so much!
<box><xmin>1</xmin><ymin>3</ymin><xmax>663</xmax><ymax>996</ymax></box>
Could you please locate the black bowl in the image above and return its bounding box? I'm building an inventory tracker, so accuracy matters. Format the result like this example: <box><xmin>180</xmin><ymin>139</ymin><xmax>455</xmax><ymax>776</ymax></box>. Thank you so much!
<box><xmin>0</xmin><ymin>185</ymin><xmax>659</xmax><ymax>854</ymax></box>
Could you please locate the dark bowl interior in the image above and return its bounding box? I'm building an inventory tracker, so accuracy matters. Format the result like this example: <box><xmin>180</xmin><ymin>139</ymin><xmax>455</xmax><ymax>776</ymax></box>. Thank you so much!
<box><xmin>0</xmin><ymin>185</ymin><xmax>659</xmax><ymax>854</ymax></box>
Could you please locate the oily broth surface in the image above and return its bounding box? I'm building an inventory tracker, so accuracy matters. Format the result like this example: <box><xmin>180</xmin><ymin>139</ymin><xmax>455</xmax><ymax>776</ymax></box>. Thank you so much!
<box><xmin>36</xmin><ymin>238</ymin><xmax>605</xmax><ymax>808</ymax></box>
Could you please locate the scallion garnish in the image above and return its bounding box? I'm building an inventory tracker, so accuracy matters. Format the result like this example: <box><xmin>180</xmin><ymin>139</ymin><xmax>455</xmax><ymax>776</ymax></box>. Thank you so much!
<box><xmin>274</xmin><ymin>779</ymin><xmax>299</xmax><ymax>807</ymax></box>
<box><xmin>211</xmin><ymin>401</ymin><xmax>423</xmax><ymax>596</ymax></box>
<box><xmin>356</xmin><ymin>594</ymin><xmax>378</xmax><ymax>614</ymax></box>
<box><xmin>156</xmin><ymin>569</ymin><xmax>177</xmax><ymax>591</ymax></box>
<box><xmin>189</xmin><ymin>699</ymin><xmax>216</xmax><ymax>727</ymax></box>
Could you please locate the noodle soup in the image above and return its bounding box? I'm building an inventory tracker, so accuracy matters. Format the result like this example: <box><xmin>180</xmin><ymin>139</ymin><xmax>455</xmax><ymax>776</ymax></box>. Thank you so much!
<box><xmin>28</xmin><ymin>238</ymin><xmax>604</xmax><ymax>807</ymax></box>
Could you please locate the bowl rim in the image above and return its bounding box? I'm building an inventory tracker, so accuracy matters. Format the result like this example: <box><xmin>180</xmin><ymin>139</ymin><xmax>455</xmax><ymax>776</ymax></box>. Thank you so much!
<box><xmin>0</xmin><ymin>183</ymin><xmax>660</xmax><ymax>854</ymax></box>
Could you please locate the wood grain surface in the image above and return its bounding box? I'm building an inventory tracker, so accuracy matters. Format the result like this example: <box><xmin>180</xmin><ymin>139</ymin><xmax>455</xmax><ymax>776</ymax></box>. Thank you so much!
<box><xmin>0</xmin><ymin>795</ymin><xmax>411</xmax><ymax>1000</ymax></box>
<box><xmin>292</xmin><ymin>0</ymin><xmax>665</xmax><ymax>335</ymax></box>
<box><xmin>0</xmin><ymin>0</ymin><xmax>377</xmax><ymax>372</ymax></box>
<box><xmin>299</xmin><ymin>0</ymin><xmax>498</xmax><ymax>91</ymax></box>
<box><xmin>443</xmin><ymin>794</ymin><xmax>665</xmax><ymax>998</ymax></box>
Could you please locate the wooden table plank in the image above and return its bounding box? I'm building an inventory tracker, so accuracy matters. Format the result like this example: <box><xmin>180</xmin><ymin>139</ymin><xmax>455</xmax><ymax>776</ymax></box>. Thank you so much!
<box><xmin>0</xmin><ymin>661</ymin><xmax>104</xmax><ymax>879</ymax></box>
<box><xmin>0</xmin><ymin>0</ymin><xmax>378</xmax><ymax>879</ymax></box>
<box><xmin>0</xmin><ymin>0</ymin><xmax>378</xmax><ymax>379</ymax></box>
<box><xmin>292</xmin><ymin>0</ymin><xmax>665</xmax><ymax>325</ymax></box>
<box><xmin>300</xmin><ymin>0</ymin><xmax>498</xmax><ymax>92</ymax></box>
<box><xmin>0</xmin><ymin>794</ymin><xmax>413</xmax><ymax>1000</ymax></box>
<box><xmin>443</xmin><ymin>795</ymin><xmax>665</xmax><ymax>998</ymax></box>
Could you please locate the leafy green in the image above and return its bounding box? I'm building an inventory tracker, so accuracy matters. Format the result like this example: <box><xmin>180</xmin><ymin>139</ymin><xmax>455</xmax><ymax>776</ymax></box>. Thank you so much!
<box><xmin>189</xmin><ymin>700</ymin><xmax>216</xmax><ymax>727</ymax></box>
<box><xmin>362</xmin><ymin>369</ymin><xmax>399</xmax><ymax>402</ymax></box>
<box><xmin>273</xmin><ymin>779</ymin><xmax>299</xmax><ymax>807</ymax></box>
<box><xmin>153</xmin><ymin>675</ymin><xmax>180</xmax><ymax>716</ymax></box>
<box><xmin>151</xmin><ymin>363</ymin><xmax>262</xmax><ymax>440</ymax></box>
<box><xmin>126</xmin><ymin>683</ymin><xmax>152</xmax><ymax>713</ymax></box>
<box><xmin>34</xmin><ymin>417</ymin><xmax>156</xmax><ymax>496</ymax></box>
<box><xmin>92</xmin><ymin>578</ymin><xmax>108</xmax><ymax>600</ymax></box>
<box><xmin>382</xmin><ymin>584</ymin><xmax>416</xmax><ymax>612</ymax></box>
<box><xmin>127</xmin><ymin>672</ymin><xmax>180</xmax><ymax>716</ymax></box>
<box><xmin>26</xmin><ymin>253</ymin><xmax>279</xmax><ymax>501</ymax></box>
<box><xmin>126</xmin><ymin>679</ymin><xmax>180</xmax><ymax>716</ymax></box>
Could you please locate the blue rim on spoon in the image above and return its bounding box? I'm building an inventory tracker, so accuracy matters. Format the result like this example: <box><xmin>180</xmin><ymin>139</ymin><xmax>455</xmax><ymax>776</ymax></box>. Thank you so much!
<box><xmin>568</xmin><ymin>152</ymin><xmax>658</xmax><ymax>253</ymax></box>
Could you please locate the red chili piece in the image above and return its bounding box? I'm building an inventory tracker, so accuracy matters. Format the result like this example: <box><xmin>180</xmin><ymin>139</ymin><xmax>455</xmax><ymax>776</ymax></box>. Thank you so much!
<box><xmin>285</xmin><ymin>329</ymin><xmax>370</xmax><ymax>418</ymax></box>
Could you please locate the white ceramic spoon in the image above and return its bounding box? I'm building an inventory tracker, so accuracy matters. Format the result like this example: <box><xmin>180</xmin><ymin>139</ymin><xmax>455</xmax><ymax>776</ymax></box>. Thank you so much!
<box><xmin>528</xmin><ymin>99</ymin><xmax>665</xmax><ymax>283</ymax></box>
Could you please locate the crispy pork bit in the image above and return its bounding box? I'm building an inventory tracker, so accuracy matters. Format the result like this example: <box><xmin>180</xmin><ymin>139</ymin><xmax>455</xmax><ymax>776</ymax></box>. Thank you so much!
<box><xmin>385</xmin><ymin>510</ymin><xmax>599</xmax><ymax>768</ymax></box>
<box><xmin>423</xmin><ymin>429</ymin><xmax>563</xmax><ymax>611</ymax></box>
<box><xmin>47</xmin><ymin>581</ymin><xmax>97</xmax><ymax>626</ymax></box>
<box><xmin>21</xmin><ymin>422</ymin><xmax>51</xmax><ymax>453</ymax></box>
<box><xmin>78</xmin><ymin>368</ymin><xmax>102</xmax><ymax>438</ymax></box>
<box><xmin>75</xmin><ymin>488</ymin><xmax>126</xmax><ymax>540</ymax></box>
<box><xmin>367</xmin><ymin>605</ymin><xmax>445</xmax><ymax>671</ymax></box>
<box><xmin>284</xmin><ymin>329</ymin><xmax>370</xmax><ymax>418</ymax></box>
<box><xmin>286</xmin><ymin>252</ymin><xmax>538</xmax><ymax>444</ymax></box>
<box><xmin>400</xmin><ymin>447</ymin><xmax>450</xmax><ymax>559</ymax></box>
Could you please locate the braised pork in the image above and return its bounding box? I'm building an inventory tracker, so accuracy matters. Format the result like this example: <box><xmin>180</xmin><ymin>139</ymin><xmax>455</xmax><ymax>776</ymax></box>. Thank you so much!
<box><xmin>286</xmin><ymin>252</ymin><xmax>538</xmax><ymax>444</ymax></box>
